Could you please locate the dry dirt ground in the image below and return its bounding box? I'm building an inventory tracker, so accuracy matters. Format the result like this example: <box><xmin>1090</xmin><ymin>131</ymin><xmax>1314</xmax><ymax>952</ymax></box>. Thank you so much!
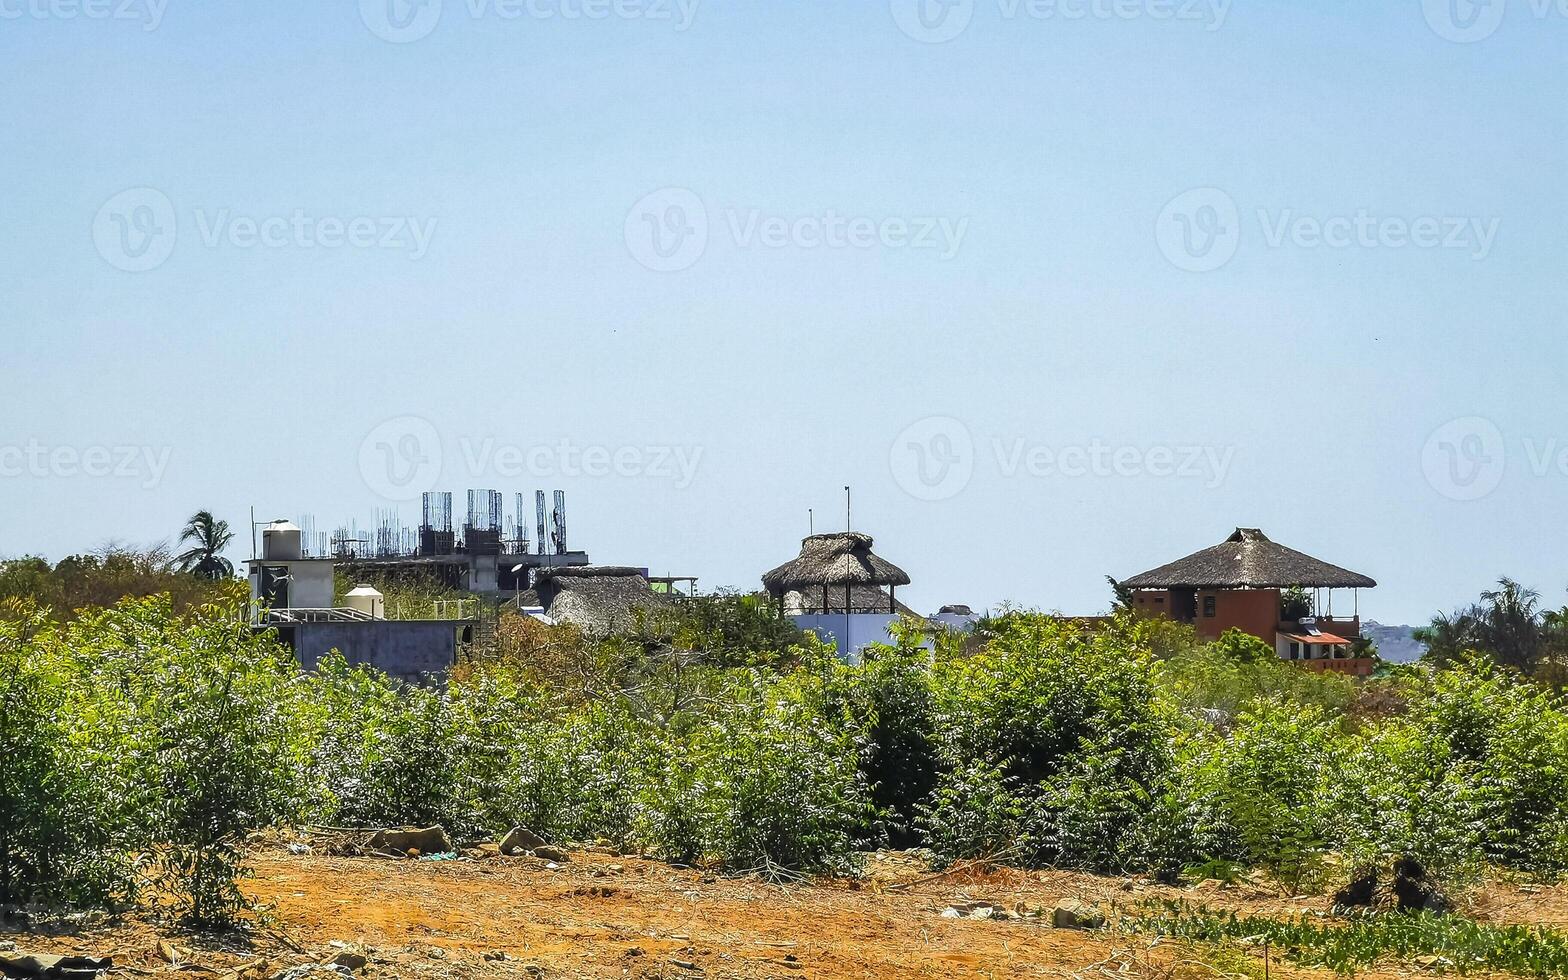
<box><xmin>4</xmin><ymin>840</ymin><xmax>1567</xmax><ymax>980</ymax></box>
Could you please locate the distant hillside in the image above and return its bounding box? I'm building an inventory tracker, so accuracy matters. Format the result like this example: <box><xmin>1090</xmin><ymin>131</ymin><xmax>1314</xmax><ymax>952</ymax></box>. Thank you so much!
<box><xmin>1362</xmin><ymin>621</ymin><xmax>1427</xmax><ymax>664</ymax></box>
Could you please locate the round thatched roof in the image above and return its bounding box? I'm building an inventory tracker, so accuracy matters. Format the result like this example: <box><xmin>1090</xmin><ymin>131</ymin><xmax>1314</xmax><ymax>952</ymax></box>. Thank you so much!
<box><xmin>762</xmin><ymin>532</ymin><xmax>912</xmax><ymax>593</ymax></box>
<box><xmin>533</xmin><ymin>566</ymin><xmax>675</xmax><ymax>637</ymax></box>
<box><xmin>1120</xmin><ymin>528</ymin><xmax>1377</xmax><ymax>590</ymax></box>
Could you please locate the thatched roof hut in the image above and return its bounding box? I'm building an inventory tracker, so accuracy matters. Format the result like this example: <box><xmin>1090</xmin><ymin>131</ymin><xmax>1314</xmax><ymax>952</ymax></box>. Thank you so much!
<box><xmin>762</xmin><ymin>532</ymin><xmax>911</xmax><ymax>614</ymax></box>
<box><xmin>533</xmin><ymin>566</ymin><xmax>675</xmax><ymax>637</ymax></box>
<box><xmin>1120</xmin><ymin>528</ymin><xmax>1376</xmax><ymax>590</ymax></box>
<box><xmin>778</xmin><ymin>584</ymin><xmax>920</xmax><ymax>616</ymax></box>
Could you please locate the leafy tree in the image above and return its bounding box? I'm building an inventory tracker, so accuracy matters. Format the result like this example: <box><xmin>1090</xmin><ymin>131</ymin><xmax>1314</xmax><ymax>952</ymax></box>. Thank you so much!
<box><xmin>651</xmin><ymin>591</ymin><xmax>807</xmax><ymax>668</ymax></box>
<box><xmin>1</xmin><ymin>547</ymin><xmax>235</xmax><ymax>620</ymax></box>
<box><xmin>814</xmin><ymin>628</ymin><xmax>941</xmax><ymax>847</ymax></box>
<box><xmin>1209</xmin><ymin>628</ymin><xmax>1275</xmax><ymax>665</ymax></box>
<box><xmin>1280</xmin><ymin>587</ymin><xmax>1314</xmax><ymax>622</ymax></box>
<box><xmin>1106</xmin><ymin>576</ymin><xmax>1135</xmax><ymax>614</ymax></box>
<box><xmin>1420</xmin><ymin>578</ymin><xmax>1553</xmax><ymax>674</ymax></box>
<box><xmin>175</xmin><ymin>511</ymin><xmax>235</xmax><ymax>581</ymax></box>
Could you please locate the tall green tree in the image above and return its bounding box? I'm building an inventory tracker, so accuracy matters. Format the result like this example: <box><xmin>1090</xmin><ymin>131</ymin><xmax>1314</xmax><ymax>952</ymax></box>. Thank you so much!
<box><xmin>1419</xmin><ymin>578</ymin><xmax>1551</xmax><ymax>674</ymax></box>
<box><xmin>175</xmin><ymin>511</ymin><xmax>234</xmax><ymax>581</ymax></box>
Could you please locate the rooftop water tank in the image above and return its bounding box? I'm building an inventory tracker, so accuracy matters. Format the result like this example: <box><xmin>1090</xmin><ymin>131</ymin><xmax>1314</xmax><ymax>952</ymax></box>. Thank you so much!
<box><xmin>261</xmin><ymin>520</ymin><xmax>303</xmax><ymax>560</ymax></box>
<box><xmin>344</xmin><ymin>584</ymin><xmax>385</xmax><ymax>620</ymax></box>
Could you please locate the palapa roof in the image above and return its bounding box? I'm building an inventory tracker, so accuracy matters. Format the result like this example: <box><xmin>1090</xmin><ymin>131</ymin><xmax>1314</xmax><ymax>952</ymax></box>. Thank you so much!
<box><xmin>762</xmin><ymin>532</ymin><xmax>911</xmax><ymax>594</ymax></box>
<box><xmin>533</xmin><ymin>566</ymin><xmax>676</xmax><ymax>636</ymax></box>
<box><xmin>1120</xmin><ymin>528</ymin><xmax>1376</xmax><ymax>591</ymax></box>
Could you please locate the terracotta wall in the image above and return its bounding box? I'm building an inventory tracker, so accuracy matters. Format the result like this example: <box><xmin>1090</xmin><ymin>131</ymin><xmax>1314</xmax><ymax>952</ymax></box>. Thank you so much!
<box><xmin>1201</xmin><ymin>588</ymin><xmax>1281</xmax><ymax>641</ymax></box>
<box><xmin>1132</xmin><ymin>587</ymin><xmax>1282</xmax><ymax>641</ymax></box>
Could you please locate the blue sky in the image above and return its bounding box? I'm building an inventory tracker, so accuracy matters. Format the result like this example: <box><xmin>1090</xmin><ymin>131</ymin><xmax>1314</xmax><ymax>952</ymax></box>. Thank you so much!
<box><xmin>1</xmin><ymin>0</ymin><xmax>1565</xmax><ymax>623</ymax></box>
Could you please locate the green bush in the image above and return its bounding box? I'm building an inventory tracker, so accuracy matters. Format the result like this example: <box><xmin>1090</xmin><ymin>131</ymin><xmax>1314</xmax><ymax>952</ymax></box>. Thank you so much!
<box><xmin>814</xmin><ymin>636</ymin><xmax>941</xmax><ymax>847</ymax></box>
<box><xmin>9</xmin><ymin>589</ymin><xmax>1568</xmax><ymax>926</ymax></box>
<box><xmin>0</xmin><ymin>608</ymin><xmax>136</xmax><ymax>909</ymax></box>
<box><xmin>920</xmin><ymin>615</ymin><xmax>1173</xmax><ymax>872</ymax></box>
<box><xmin>1181</xmin><ymin>700</ymin><xmax>1336</xmax><ymax>891</ymax></box>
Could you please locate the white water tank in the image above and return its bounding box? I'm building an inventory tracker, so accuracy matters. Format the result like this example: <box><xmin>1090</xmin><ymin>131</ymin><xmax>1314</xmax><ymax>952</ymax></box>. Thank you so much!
<box><xmin>262</xmin><ymin>520</ymin><xmax>303</xmax><ymax>560</ymax></box>
<box><xmin>345</xmin><ymin>584</ymin><xmax>385</xmax><ymax>620</ymax></box>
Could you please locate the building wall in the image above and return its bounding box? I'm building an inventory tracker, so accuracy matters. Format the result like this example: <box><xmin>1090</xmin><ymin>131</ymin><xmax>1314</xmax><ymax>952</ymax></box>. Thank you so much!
<box><xmin>282</xmin><ymin>621</ymin><xmax>460</xmax><ymax>684</ymax></box>
<box><xmin>1133</xmin><ymin>587</ymin><xmax>1281</xmax><ymax>641</ymax></box>
<box><xmin>1131</xmin><ymin>590</ymin><xmax>1176</xmax><ymax>620</ymax></box>
<box><xmin>1202</xmin><ymin>588</ymin><xmax>1281</xmax><ymax>641</ymax></box>
<box><xmin>791</xmin><ymin>613</ymin><xmax>903</xmax><ymax>665</ymax></box>
<box><xmin>248</xmin><ymin>559</ymin><xmax>336</xmax><ymax>610</ymax></box>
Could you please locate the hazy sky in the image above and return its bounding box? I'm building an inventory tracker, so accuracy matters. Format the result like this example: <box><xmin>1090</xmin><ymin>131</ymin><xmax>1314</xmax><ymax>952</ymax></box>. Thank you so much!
<box><xmin>2</xmin><ymin>0</ymin><xmax>1564</xmax><ymax>624</ymax></box>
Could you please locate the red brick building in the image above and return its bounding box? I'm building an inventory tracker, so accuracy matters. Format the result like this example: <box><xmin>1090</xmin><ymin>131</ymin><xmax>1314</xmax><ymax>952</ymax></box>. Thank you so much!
<box><xmin>1120</xmin><ymin>528</ymin><xmax>1378</xmax><ymax>676</ymax></box>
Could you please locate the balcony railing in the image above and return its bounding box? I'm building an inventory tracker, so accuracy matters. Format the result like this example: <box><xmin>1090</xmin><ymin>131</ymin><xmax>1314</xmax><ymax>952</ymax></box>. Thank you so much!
<box><xmin>1278</xmin><ymin>616</ymin><xmax>1361</xmax><ymax>639</ymax></box>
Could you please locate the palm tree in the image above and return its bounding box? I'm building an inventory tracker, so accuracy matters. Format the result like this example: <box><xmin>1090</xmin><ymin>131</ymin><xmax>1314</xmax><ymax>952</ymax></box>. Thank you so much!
<box><xmin>1416</xmin><ymin>607</ymin><xmax>1483</xmax><ymax>666</ymax></box>
<box><xmin>1419</xmin><ymin>578</ymin><xmax>1547</xmax><ymax>672</ymax></box>
<box><xmin>1479</xmin><ymin>578</ymin><xmax>1543</xmax><ymax>671</ymax></box>
<box><xmin>176</xmin><ymin>511</ymin><xmax>234</xmax><ymax>580</ymax></box>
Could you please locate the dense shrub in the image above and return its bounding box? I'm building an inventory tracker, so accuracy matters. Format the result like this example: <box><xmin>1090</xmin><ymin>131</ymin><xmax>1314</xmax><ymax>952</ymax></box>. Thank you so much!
<box><xmin>0</xmin><ymin>597</ymin><xmax>306</xmax><ymax>924</ymax></box>
<box><xmin>814</xmin><ymin>633</ymin><xmax>941</xmax><ymax>847</ymax></box>
<box><xmin>919</xmin><ymin>616</ymin><xmax>1172</xmax><ymax>872</ymax></box>
<box><xmin>0</xmin><ymin>607</ymin><xmax>136</xmax><ymax>909</ymax></box>
<box><xmin>0</xmin><ymin>548</ymin><xmax>240</xmax><ymax>621</ymax></box>
<box><xmin>1179</xmin><ymin>700</ymin><xmax>1336</xmax><ymax>891</ymax></box>
<box><xmin>7</xmin><ymin>590</ymin><xmax>1568</xmax><ymax>927</ymax></box>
